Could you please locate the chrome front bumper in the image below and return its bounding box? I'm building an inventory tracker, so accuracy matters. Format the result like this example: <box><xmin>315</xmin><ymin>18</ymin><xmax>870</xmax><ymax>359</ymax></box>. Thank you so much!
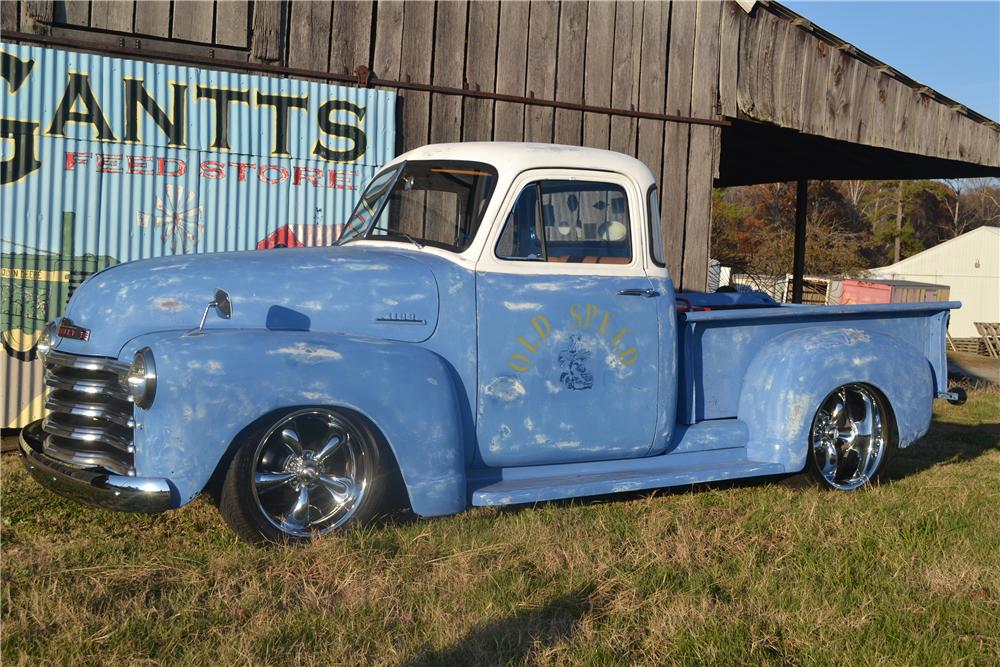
<box><xmin>19</xmin><ymin>420</ymin><xmax>175</xmax><ymax>513</ymax></box>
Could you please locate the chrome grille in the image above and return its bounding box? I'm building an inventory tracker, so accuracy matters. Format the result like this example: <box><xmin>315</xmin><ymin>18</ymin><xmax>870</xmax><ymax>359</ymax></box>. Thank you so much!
<box><xmin>42</xmin><ymin>350</ymin><xmax>134</xmax><ymax>476</ymax></box>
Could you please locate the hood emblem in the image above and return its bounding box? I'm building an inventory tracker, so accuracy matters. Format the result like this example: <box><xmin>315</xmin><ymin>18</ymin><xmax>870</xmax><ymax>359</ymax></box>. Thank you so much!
<box><xmin>57</xmin><ymin>319</ymin><xmax>90</xmax><ymax>341</ymax></box>
<box><xmin>376</xmin><ymin>313</ymin><xmax>426</xmax><ymax>325</ymax></box>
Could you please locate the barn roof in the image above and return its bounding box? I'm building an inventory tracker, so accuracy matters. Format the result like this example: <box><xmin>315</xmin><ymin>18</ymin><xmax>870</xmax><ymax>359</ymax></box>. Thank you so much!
<box><xmin>717</xmin><ymin>1</ymin><xmax>1000</xmax><ymax>186</ymax></box>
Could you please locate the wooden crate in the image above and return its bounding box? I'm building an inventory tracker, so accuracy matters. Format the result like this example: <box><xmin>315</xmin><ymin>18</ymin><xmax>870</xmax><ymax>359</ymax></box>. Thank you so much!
<box><xmin>975</xmin><ymin>323</ymin><xmax>1000</xmax><ymax>359</ymax></box>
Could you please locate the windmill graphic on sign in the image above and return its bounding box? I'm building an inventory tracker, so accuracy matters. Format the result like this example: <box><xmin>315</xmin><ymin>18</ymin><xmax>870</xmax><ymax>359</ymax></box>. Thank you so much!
<box><xmin>137</xmin><ymin>185</ymin><xmax>205</xmax><ymax>253</ymax></box>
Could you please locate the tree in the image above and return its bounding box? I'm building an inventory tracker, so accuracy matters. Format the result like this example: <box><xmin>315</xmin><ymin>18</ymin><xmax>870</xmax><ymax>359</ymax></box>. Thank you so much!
<box><xmin>934</xmin><ymin>177</ymin><xmax>1000</xmax><ymax>239</ymax></box>
<box><xmin>959</xmin><ymin>178</ymin><xmax>1000</xmax><ymax>232</ymax></box>
<box><xmin>938</xmin><ymin>178</ymin><xmax>967</xmax><ymax>238</ymax></box>
<box><xmin>841</xmin><ymin>180</ymin><xmax>881</xmax><ymax>234</ymax></box>
<box><xmin>712</xmin><ymin>177</ymin><xmax>1000</xmax><ymax>280</ymax></box>
<box><xmin>711</xmin><ymin>182</ymin><xmax>865</xmax><ymax>278</ymax></box>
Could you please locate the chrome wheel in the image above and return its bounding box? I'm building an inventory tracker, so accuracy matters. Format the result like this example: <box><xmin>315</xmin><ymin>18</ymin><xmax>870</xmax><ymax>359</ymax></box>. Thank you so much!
<box><xmin>250</xmin><ymin>408</ymin><xmax>373</xmax><ymax>537</ymax></box>
<box><xmin>810</xmin><ymin>384</ymin><xmax>889</xmax><ymax>490</ymax></box>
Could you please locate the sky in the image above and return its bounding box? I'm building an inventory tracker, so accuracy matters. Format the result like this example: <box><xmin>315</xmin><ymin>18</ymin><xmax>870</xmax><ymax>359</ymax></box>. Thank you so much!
<box><xmin>782</xmin><ymin>1</ymin><xmax>1000</xmax><ymax>122</ymax></box>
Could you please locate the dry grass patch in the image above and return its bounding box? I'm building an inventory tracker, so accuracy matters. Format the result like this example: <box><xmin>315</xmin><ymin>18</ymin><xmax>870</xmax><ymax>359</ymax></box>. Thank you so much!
<box><xmin>2</xmin><ymin>390</ymin><xmax>998</xmax><ymax>665</ymax></box>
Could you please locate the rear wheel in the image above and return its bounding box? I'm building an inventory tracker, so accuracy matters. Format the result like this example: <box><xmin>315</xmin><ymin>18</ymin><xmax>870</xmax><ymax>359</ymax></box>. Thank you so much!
<box><xmin>806</xmin><ymin>384</ymin><xmax>892</xmax><ymax>491</ymax></box>
<box><xmin>219</xmin><ymin>408</ymin><xmax>387</xmax><ymax>543</ymax></box>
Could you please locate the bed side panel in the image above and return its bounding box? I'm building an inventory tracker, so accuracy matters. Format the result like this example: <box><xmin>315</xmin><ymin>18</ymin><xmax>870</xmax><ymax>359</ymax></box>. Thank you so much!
<box><xmin>679</xmin><ymin>304</ymin><xmax>954</xmax><ymax>423</ymax></box>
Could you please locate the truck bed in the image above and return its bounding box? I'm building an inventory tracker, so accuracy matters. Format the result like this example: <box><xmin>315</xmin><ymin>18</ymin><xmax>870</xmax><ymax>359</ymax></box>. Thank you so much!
<box><xmin>677</xmin><ymin>301</ymin><xmax>958</xmax><ymax>424</ymax></box>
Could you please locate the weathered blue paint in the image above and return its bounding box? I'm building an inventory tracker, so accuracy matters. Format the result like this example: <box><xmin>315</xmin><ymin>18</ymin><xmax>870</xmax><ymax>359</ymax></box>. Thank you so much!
<box><xmin>121</xmin><ymin>329</ymin><xmax>466</xmax><ymax>516</ymax></box>
<box><xmin>667</xmin><ymin>419</ymin><xmax>748</xmax><ymax>455</ymax></box>
<box><xmin>679</xmin><ymin>302</ymin><xmax>956</xmax><ymax>423</ymax></box>
<box><xmin>22</xmin><ymin>143</ymin><xmax>962</xmax><ymax>526</ymax></box>
<box><xmin>475</xmin><ymin>271</ymin><xmax>661</xmax><ymax>467</ymax></box>
<box><xmin>52</xmin><ymin>245</ymin><xmax>438</xmax><ymax>358</ymax></box>
<box><xmin>737</xmin><ymin>327</ymin><xmax>937</xmax><ymax>470</ymax></box>
<box><xmin>648</xmin><ymin>275</ymin><xmax>680</xmax><ymax>455</ymax></box>
<box><xmin>469</xmin><ymin>447</ymin><xmax>785</xmax><ymax>506</ymax></box>
<box><xmin>406</xmin><ymin>256</ymin><xmax>481</xmax><ymax>464</ymax></box>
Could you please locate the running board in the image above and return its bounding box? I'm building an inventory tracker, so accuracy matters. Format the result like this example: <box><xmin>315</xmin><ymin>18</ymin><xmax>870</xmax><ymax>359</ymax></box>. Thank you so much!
<box><xmin>470</xmin><ymin>451</ymin><xmax>786</xmax><ymax>507</ymax></box>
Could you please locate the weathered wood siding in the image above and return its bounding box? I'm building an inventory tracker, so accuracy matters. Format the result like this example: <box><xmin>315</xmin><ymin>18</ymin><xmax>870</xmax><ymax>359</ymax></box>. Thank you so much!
<box><xmin>5</xmin><ymin>0</ymin><xmax>999</xmax><ymax>288</ymax></box>
<box><xmin>725</xmin><ymin>3</ymin><xmax>1000</xmax><ymax>168</ymax></box>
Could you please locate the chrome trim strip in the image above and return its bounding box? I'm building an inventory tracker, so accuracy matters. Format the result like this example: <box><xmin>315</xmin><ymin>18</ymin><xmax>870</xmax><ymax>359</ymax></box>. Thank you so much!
<box><xmin>43</xmin><ymin>349</ymin><xmax>128</xmax><ymax>374</ymax></box>
<box><xmin>45</xmin><ymin>371</ymin><xmax>129</xmax><ymax>400</ymax></box>
<box><xmin>42</xmin><ymin>417</ymin><xmax>134</xmax><ymax>453</ymax></box>
<box><xmin>43</xmin><ymin>437</ymin><xmax>134</xmax><ymax>476</ymax></box>
<box><xmin>45</xmin><ymin>394</ymin><xmax>134</xmax><ymax>428</ymax></box>
<box><xmin>19</xmin><ymin>421</ymin><xmax>174</xmax><ymax>513</ymax></box>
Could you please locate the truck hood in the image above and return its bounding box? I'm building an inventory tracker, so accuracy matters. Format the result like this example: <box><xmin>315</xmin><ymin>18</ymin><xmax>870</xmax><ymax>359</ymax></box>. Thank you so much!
<box><xmin>53</xmin><ymin>245</ymin><xmax>440</xmax><ymax>358</ymax></box>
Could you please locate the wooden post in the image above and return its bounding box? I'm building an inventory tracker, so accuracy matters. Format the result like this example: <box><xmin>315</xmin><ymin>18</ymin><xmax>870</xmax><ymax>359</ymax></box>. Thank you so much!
<box><xmin>792</xmin><ymin>178</ymin><xmax>808</xmax><ymax>304</ymax></box>
<box><xmin>250</xmin><ymin>0</ymin><xmax>285</xmax><ymax>65</ymax></box>
<box><xmin>894</xmin><ymin>179</ymin><xmax>903</xmax><ymax>264</ymax></box>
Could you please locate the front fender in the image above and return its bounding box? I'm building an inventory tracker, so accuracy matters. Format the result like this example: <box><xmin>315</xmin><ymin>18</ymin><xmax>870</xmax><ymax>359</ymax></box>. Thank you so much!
<box><xmin>737</xmin><ymin>327</ymin><xmax>934</xmax><ymax>471</ymax></box>
<box><xmin>123</xmin><ymin>330</ymin><xmax>467</xmax><ymax>516</ymax></box>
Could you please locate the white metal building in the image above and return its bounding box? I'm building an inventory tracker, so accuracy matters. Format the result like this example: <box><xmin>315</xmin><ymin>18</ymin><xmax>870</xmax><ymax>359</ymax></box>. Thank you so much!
<box><xmin>870</xmin><ymin>226</ymin><xmax>1000</xmax><ymax>338</ymax></box>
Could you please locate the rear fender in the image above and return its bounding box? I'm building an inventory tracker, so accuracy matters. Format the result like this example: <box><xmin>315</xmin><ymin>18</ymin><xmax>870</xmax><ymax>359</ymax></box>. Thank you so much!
<box><xmin>124</xmin><ymin>330</ymin><xmax>467</xmax><ymax>516</ymax></box>
<box><xmin>737</xmin><ymin>327</ymin><xmax>933</xmax><ymax>471</ymax></box>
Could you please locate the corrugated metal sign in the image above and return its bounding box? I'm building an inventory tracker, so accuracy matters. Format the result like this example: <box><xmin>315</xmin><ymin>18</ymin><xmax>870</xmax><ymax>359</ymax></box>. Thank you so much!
<box><xmin>1</xmin><ymin>43</ymin><xmax>397</xmax><ymax>427</ymax></box>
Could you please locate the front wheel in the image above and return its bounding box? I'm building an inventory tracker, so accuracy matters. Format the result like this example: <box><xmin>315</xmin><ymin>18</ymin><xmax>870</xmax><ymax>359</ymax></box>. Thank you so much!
<box><xmin>806</xmin><ymin>384</ymin><xmax>892</xmax><ymax>491</ymax></box>
<box><xmin>219</xmin><ymin>408</ymin><xmax>387</xmax><ymax>543</ymax></box>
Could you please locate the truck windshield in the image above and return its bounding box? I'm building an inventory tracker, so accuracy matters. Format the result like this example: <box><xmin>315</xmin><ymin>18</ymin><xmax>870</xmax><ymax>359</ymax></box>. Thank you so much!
<box><xmin>337</xmin><ymin>161</ymin><xmax>498</xmax><ymax>252</ymax></box>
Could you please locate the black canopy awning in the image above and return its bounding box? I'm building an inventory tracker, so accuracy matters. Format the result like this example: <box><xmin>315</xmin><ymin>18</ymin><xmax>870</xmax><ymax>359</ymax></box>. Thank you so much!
<box><xmin>718</xmin><ymin>118</ymin><xmax>1000</xmax><ymax>187</ymax></box>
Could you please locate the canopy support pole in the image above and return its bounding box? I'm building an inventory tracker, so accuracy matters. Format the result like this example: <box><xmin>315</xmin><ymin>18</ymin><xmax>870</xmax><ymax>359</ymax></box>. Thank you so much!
<box><xmin>791</xmin><ymin>178</ymin><xmax>808</xmax><ymax>304</ymax></box>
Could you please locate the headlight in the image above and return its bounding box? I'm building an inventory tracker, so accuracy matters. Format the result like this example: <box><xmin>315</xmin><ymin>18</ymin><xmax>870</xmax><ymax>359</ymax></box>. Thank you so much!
<box><xmin>127</xmin><ymin>347</ymin><xmax>157</xmax><ymax>409</ymax></box>
<box><xmin>36</xmin><ymin>322</ymin><xmax>55</xmax><ymax>361</ymax></box>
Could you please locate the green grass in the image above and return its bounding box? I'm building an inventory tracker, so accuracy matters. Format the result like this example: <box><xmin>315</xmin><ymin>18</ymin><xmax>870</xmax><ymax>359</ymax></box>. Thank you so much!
<box><xmin>2</xmin><ymin>392</ymin><xmax>999</xmax><ymax>665</ymax></box>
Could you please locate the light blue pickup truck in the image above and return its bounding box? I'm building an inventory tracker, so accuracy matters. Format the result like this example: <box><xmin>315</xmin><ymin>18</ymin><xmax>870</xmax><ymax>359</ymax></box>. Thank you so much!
<box><xmin>21</xmin><ymin>143</ymin><xmax>963</xmax><ymax>543</ymax></box>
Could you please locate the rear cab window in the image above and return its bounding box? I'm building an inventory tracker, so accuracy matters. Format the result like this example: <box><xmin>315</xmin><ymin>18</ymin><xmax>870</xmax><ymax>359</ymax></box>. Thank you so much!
<box><xmin>647</xmin><ymin>186</ymin><xmax>665</xmax><ymax>267</ymax></box>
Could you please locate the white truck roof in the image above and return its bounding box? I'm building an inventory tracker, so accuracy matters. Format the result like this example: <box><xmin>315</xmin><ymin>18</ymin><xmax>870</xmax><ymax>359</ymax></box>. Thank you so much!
<box><xmin>388</xmin><ymin>142</ymin><xmax>657</xmax><ymax>191</ymax></box>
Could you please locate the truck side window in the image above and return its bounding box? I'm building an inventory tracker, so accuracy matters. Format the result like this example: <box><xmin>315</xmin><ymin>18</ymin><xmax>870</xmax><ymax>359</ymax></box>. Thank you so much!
<box><xmin>496</xmin><ymin>180</ymin><xmax>632</xmax><ymax>264</ymax></box>
<box><xmin>496</xmin><ymin>185</ymin><xmax>544</xmax><ymax>260</ymax></box>
<box><xmin>648</xmin><ymin>186</ymin><xmax>665</xmax><ymax>267</ymax></box>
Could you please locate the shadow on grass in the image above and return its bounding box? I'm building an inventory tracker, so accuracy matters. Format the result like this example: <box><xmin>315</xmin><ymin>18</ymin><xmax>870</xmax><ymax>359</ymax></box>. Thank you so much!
<box><xmin>880</xmin><ymin>418</ymin><xmax>1000</xmax><ymax>483</ymax></box>
<box><xmin>403</xmin><ymin>586</ymin><xmax>594</xmax><ymax>666</ymax></box>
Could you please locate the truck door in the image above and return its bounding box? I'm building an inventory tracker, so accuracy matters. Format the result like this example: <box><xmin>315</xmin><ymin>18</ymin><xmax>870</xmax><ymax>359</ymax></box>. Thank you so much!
<box><xmin>475</xmin><ymin>171</ymin><xmax>660</xmax><ymax>468</ymax></box>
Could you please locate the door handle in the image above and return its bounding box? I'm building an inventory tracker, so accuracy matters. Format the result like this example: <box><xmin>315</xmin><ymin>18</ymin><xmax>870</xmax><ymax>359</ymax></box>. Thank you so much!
<box><xmin>617</xmin><ymin>288</ymin><xmax>659</xmax><ymax>298</ymax></box>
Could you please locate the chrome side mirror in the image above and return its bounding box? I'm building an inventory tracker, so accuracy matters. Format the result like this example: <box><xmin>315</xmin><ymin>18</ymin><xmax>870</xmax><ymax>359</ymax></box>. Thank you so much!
<box><xmin>193</xmin><ymin>288</ymin><xmax>234</xmax><ymax>334</ymax></box>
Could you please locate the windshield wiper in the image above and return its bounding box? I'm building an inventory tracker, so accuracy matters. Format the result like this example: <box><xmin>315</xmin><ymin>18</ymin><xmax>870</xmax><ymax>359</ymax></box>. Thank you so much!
<box><xmin>380</xmin><ymin>230</ymin><xmax>424</xmax><ymax>249</ymax></box>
